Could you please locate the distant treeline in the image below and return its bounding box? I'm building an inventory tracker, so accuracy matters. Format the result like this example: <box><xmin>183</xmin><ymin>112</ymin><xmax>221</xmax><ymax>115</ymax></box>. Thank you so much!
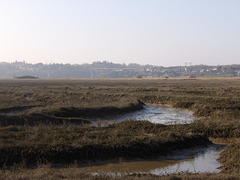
<box><xmin>14</xmin><ymin>75</ymin><xmax>38</xmax><ymax>79</ymax></box>
<box><xmin>0</xmin><ymin>61</ymin><xmax>240</xmax><ymax>78</ymax></box>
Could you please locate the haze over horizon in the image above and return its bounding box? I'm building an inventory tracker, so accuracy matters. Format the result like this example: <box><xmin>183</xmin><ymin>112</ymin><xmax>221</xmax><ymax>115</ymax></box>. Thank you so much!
<box><xmin>0</xmin><ymin>0</ymin><xmax>239</xmax><ymax>67</ymax></box>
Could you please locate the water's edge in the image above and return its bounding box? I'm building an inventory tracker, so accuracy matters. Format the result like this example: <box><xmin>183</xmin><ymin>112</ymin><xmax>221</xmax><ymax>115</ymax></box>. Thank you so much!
<box><xmin>78</xmin><ymin>144</ymin><xmax>225</xmax><ymax>175</ymax></box>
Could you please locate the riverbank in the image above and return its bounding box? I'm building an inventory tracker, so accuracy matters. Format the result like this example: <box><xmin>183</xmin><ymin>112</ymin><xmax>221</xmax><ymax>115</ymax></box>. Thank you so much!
<box><xmin>0</xmin><ymin>100</ymin><xmax>144</xmax><ymax>126</ymax></box>
<box><xmin>0</xmin><ymin>121</ymin><xmax>211</xmax><ymax>168</ymax></box>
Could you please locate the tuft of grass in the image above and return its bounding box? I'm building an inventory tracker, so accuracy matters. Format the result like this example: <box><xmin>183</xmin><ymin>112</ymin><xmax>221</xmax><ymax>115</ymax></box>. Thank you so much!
<box><xmin>219</xmin><ymin>142</ymin><xmax>240</xmax><ymax>174</ymax></box>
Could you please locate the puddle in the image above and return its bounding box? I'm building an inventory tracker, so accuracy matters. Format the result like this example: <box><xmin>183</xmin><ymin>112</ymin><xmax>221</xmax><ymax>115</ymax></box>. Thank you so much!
<box><xmin>78</xmin><ymin>145</ymin><xmax>224</xmax><ymax>175</ymax></box>
<box><xmin>91</xmin><ymin>105</ymin><xmax>194</xmax><ymax>125</ymax></box>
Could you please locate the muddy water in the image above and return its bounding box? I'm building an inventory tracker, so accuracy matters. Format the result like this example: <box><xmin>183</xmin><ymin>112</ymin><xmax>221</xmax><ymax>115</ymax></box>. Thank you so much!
<box><xmin>78</xmin><ymin>145</ymin><xmax>224</xmax><ymax>175</ymax></box>
<box><xmin>150</xmin><ymin>145</ymin><xmax>224</xmax><ymax>175</ymax></box>
<box><xmin>92</xmin><ymin>105</ymin><xmax>194</xmax><ymax>125</ymax></box>
<box><xmin>88</xmin><ymin>106</ymin><xmax>224</xmax><ymax>175</ymax></box>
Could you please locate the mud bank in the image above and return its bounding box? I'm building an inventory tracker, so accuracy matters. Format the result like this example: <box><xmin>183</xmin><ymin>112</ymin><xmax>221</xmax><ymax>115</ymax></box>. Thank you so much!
<box><xmin>0</xmin><ymin>101</ymin><xmax>144</xmax><ymax>126</ymax></box>
<box><xmin>48</xmin><ymin>100</ymin><xmax>144</xmax><ymax>118</ymax></box>
<box><xmin>0</xmin><ymin>114</ymin><xmax>90</xmax><ymax>126</ymax></box>
<box><xmin>0</xmin><ymin>132</ymin><xmax>211</xmax><ymax>168</ymax></box>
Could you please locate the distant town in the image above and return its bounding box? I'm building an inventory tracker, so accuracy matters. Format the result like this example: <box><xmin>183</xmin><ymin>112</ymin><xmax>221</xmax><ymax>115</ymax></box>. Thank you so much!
<box><xmin>0</xmin><ymin>61</ymin><xmax>240</xmax><ymax>79</ymax></box>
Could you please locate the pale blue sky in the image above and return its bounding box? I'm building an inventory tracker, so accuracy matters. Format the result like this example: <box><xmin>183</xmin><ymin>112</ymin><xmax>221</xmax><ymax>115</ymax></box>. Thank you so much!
<box><xmin>0</xmin><ymin>0</ymin><xmax>239</xmax><ymax>66</ymax></box>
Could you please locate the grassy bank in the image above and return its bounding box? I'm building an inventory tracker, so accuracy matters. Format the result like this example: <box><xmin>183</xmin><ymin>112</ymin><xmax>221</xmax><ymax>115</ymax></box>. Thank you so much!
<box><xmin>0</xmin><ymin>121</ymin><xmax>211</xmax><ymax>168</ymax></box>
<box><xmin>219</xmin><ymin>141</ymin><xmax>240</xmax><ymax>174</ymax></box>
<box><xmin>0</xmin><ymin>100</ymin><xmax>143</xmax><ymax>126</ymax></box>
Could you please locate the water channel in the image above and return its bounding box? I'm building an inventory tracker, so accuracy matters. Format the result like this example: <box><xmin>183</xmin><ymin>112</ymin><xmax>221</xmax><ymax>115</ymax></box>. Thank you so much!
<box><xmin>1</xmin><ymin>104</ymin><xmax>224</xmax><ymax>174</ymax></box>
<box><xmin>89</xmin><ymin>105</ymin><xmax>224</xmax><ymax>175</ymax></box>
<box><xmin>92</xmin><ymin>105</ymin><xmax>194</xmax><ymax>125</ymax></box>
<box><xmin>79</xmin><ymin>145</ymin><xmax>224</xmax><ymax>175</ymax></box>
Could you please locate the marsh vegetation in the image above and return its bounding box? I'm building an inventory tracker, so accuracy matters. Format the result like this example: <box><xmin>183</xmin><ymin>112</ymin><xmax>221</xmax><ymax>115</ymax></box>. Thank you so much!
<box><xmin>0</xmin><ymin>78</ymin><xmax>240</xmax><ymax>179</ymax></box>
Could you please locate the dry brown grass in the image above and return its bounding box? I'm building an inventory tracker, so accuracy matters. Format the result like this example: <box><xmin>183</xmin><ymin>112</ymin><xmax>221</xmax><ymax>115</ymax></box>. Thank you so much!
<box><xmin>0</xmin><ymin>78</ymin><xmax>240</xmax><ymax>178</ymax></box>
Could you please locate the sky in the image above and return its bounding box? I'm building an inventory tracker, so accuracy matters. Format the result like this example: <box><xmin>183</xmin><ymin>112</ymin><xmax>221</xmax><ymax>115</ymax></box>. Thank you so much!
<box><xmin>0</xmin><ymin>0</ymin><xmax>239</xmax><ymax>67</ymax></box>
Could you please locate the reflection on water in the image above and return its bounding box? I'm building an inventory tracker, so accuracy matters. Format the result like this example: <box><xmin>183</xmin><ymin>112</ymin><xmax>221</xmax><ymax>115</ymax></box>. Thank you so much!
<box><xmin>78</xmin><ymin>145</ymin><xmax>224</xmax><ymax>175</ymax></box>
<box><xmin>151</xmin><ymin>145</ymin><xmax>223</xmax><ymax>175</ymax></box>
<box><xmin>92</xmin><ymin>105</ymin><xmax>194</xmax><ymax>125</ymax></box>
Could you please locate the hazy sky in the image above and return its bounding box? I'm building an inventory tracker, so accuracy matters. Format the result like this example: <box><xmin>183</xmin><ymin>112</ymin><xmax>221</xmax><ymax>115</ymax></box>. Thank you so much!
<box><xmin>0</xmin><ymin>0</ymin><xmax>239</xmax><ymax>66</ymax></box>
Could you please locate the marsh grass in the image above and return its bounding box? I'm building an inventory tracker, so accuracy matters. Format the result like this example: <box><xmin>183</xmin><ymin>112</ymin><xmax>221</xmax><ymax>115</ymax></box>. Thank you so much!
<box><xmin>0</xmin><ymin>78</ymin><xmax>240</xmax><ymax>178</ymax></box>
<box><xmin>218</xmin><ymin>142</ymin><xmax>240</xmax><ymax>174</ymax></box>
